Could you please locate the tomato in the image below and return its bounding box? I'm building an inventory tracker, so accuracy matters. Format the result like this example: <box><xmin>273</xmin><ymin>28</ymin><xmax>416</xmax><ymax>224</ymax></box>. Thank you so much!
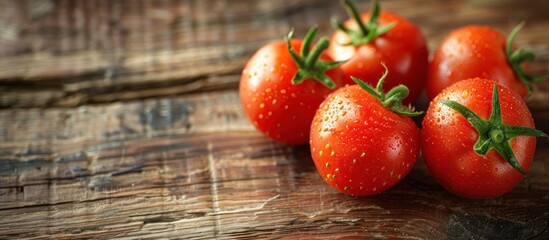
<box><xmin>310</xmin><ymin>65</ymin><xmax>421</xmax><ymax>196</ymax></box>
<box><xmin>427</xmin><ymin>24</ymin><xmax>546</xmax><ymax>100</ymax></box>
<box><xmin>422</xmin><ymin>78</ymin><xmax>546</xmax><ymax>198</ymax></box>
<box><xmin>328</xmin><ymin>0</ymin><xmax>428</xmax><ymax>104</ymax></box>
<box><xmin>240</xmin><ymin>28</ymin><xmax>346</xmax><ymax>145</ymax></box>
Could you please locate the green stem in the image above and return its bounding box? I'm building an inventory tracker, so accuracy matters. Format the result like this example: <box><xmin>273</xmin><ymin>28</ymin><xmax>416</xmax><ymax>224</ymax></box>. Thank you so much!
<box><xmin>506</xmin><ymin>22</ymin><xmax>548</xmax><ymax>97</ymax></box>
<box><xmin>352</xmin><ymin>63</ymin><xmax>422</xmax><ymax>117</ymax></box>
<box><xmin>305</xmin><ymin>38</ymin><xmax>329</xmax><ymax>69</ymax></box>
<box><xmin>442</xmin><ymin>83</ymin><xmax>548</xmax><ymax>175</ymax></box>
<box><xmin>333</xmin><ymin>0</ymin><xmax>396</xmax><ymax>45</ymax></box>
<box><xmin>286</xmin><ymin>30</ymin><xmax>305</xmax><ymax>69</ymax></box>
<box><xmin>285</xmin><ymin>27</ymin><xmax>345</xmax><ymax>89</ymax></box>
<box><xmin>490</xmin><ymin>129</ymin><xmax>505</xmax><ymax>143</ymax></box>
<box><xmin>341</xmin><ymin>0</ymin><xmax>369</xmax><ymax>36</ymax></box>
<box><xmin>300</xmin><ymin>27</ymin><xmax>317</xmax><ymax>57</ymax></box>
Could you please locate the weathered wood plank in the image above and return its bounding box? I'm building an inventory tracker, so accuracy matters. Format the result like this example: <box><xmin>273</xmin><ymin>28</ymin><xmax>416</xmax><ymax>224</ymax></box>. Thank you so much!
<box><xmin>1</xmin><ymin>0</ymin><xmax>549</xmax><ymax>239</ymax></box>
<box><xmin>1</xmin><ymin>134</ymin><xmax>548</xmax><ymax>239</ymax></box>
<box><xmin>1</xmin><ymin>90</ymin><xmax>548</xmax><ymax>239</ymax></box>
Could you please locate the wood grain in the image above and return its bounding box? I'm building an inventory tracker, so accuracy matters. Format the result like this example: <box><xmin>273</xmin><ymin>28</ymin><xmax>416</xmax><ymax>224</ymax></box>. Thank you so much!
<box><xmin>1</xmin><ymin>90</ymin><xmax>549</xmax><ymax>239</ymax></box>
<box><xmin>1</xmin><ymin>0</ymin><xmax>549</xmax><ymax>239</ymax></box>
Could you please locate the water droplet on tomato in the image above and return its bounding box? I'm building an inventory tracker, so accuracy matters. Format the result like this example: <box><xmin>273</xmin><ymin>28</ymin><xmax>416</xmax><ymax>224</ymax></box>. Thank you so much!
<box><xmin>462</xmin><ymin>89</ymin><xmax>469</xmax><ymax>98</ymax></box>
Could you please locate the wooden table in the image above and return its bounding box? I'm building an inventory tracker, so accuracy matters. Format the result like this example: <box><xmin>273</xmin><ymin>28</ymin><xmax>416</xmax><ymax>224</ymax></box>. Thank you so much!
<box><xmin>1</xmin><ymin>0</ymin><xmax>548</xmax><ymax>239</ymax></box>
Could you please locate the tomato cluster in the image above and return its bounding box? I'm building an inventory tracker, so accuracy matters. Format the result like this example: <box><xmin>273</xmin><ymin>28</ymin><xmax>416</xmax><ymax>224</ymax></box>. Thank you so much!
<box><xmin>239</xmin><ymin>0</ymin><xmax>546</xmax><ymax>198</ymax></box>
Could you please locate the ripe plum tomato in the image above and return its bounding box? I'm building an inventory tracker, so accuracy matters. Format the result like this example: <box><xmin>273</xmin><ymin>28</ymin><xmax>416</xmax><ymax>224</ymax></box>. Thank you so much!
<box><xmin>240</xmin><ymin>28</ymin><xmax>346</xmax><ymax>145</ymax></box>
<box><xmin>328</xmin><ymin>0</ymin><xmax>428</xmax><ymax>104</ymax></box>
<box><xmin>427</xmin><ymin>24</ymin><xmax>547</xmax><ymax>100</ymax></box>
<box><xmin>310</xmin><ymin>65</ymin><xmax>421</xmax><ymax>196</ymax></box>
<box><xmin>422</xmin><ymin>78</ymin><xmax>547</xmax><ymax>198</ymax></box>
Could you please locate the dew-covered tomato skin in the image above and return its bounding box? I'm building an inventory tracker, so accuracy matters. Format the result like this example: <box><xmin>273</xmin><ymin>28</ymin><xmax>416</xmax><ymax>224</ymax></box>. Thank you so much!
<box><xmin>427</xmin><ymin>26</ymin><xmax>528</xmax><ymax>100</ymax></box>
<box><xmin>310</xmin><ymin>85</ymin><xmax>420</xmax><ymax>196</ymax></box>
<box><xmin>240</xmin><ymin>40</ymin><xmax>345</xmax><ymax>145</ymax></box>
<box><xmin>422</xmin><ymin>78</ymin><xmax>537</xmax><ymax>198</ymax></box>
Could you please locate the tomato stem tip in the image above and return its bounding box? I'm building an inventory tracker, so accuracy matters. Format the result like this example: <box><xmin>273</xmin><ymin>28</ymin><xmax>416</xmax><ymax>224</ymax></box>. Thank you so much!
<box><xmin>352</xmin><ymin>63</ymin><xmax>422</xmax><ymax>117</ymax></box>
<box><xmin>285</xmin><ymin>27</ymin><xmax>345</xmax><ymax>89</ymax></box>
<box><xmin>506</xmin><ymin>22</ymin><xmax>548</xmax><ymax>97</ymax></box>
<box><xmin>333</xmin><ymin>0</ymin><xmax>397</xmax><ymax>45</ymax></box>
<box><xmin>441</xmin><ymin>83</ymin><xmax>547</xmax><ymax>175</ymax></box>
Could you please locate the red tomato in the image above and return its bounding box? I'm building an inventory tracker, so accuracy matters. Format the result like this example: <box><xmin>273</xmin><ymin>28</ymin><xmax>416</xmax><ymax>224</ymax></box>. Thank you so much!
<box><xmin>310</xmin><ymin>67</ymin><xmax>421</xmax><ymax>196</ymax></box>
<box><xmin>422</xmin><ymin>78</ymin><xmax>546</xmax><ymax>198</ymax></box>
<box><xmin>240</xmin><ymin>29</ymin><xmax>346</xmax><ymax>145</ymax></box>
<box><xmin>328</xmin><ymin>0</ymin><xmax>428</xmax><ymax>103</ymax></box>
<box><xmin>427</xmin><ymin>24</ymin><xmax>545</xmax><ymax>100</ymax></box>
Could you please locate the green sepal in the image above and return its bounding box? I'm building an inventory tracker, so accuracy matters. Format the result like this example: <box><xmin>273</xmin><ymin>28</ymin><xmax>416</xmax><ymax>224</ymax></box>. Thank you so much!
<box><xmin>332</xmin><ymin>0</ymin><xmax>397</xmax><ymax>46</ymax></box>
<box><xmin>285</xmin><ymin>27</ymin><xmax>344</xmax><ymax>89</ymax></box>
<box><xmin>506</xmin><ymin>22</ymin><xmax>548</xmax><ymax>97</ymax></box>
<box><xmin>352</xmin><ymin>63</ymin><xmax>422</xmax><ymax>117</ymax></box>
<box><xmin>441</xmin><ymin>84</ymin><xmax>548</xmax><ymax>175</ymax></box>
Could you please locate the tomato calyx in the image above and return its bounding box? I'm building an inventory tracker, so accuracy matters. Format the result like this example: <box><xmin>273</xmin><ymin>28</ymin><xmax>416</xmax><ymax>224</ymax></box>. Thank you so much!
<box><xmin>286</xmin><ymin>27</ymin><xmax>345</xmax><ymax>89</ymax></box>
<box><xmin>506</xmin><ymin>22</ymin><xmax>548</xmax><ymax>96</ymax></box>
<box><xmin>352</xmin><ymin>63</ymin><xmax>422</xmax><ymax>117</ymax></box>
<box><xmin>332</xmin><ymin>0</ymin><xmax>397</xmax><ymax>46</ymax></box>
<box><xmin>441</xmin><ymin>84</ymin><xmax>547</xmax><ymax>175</ymax></box>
